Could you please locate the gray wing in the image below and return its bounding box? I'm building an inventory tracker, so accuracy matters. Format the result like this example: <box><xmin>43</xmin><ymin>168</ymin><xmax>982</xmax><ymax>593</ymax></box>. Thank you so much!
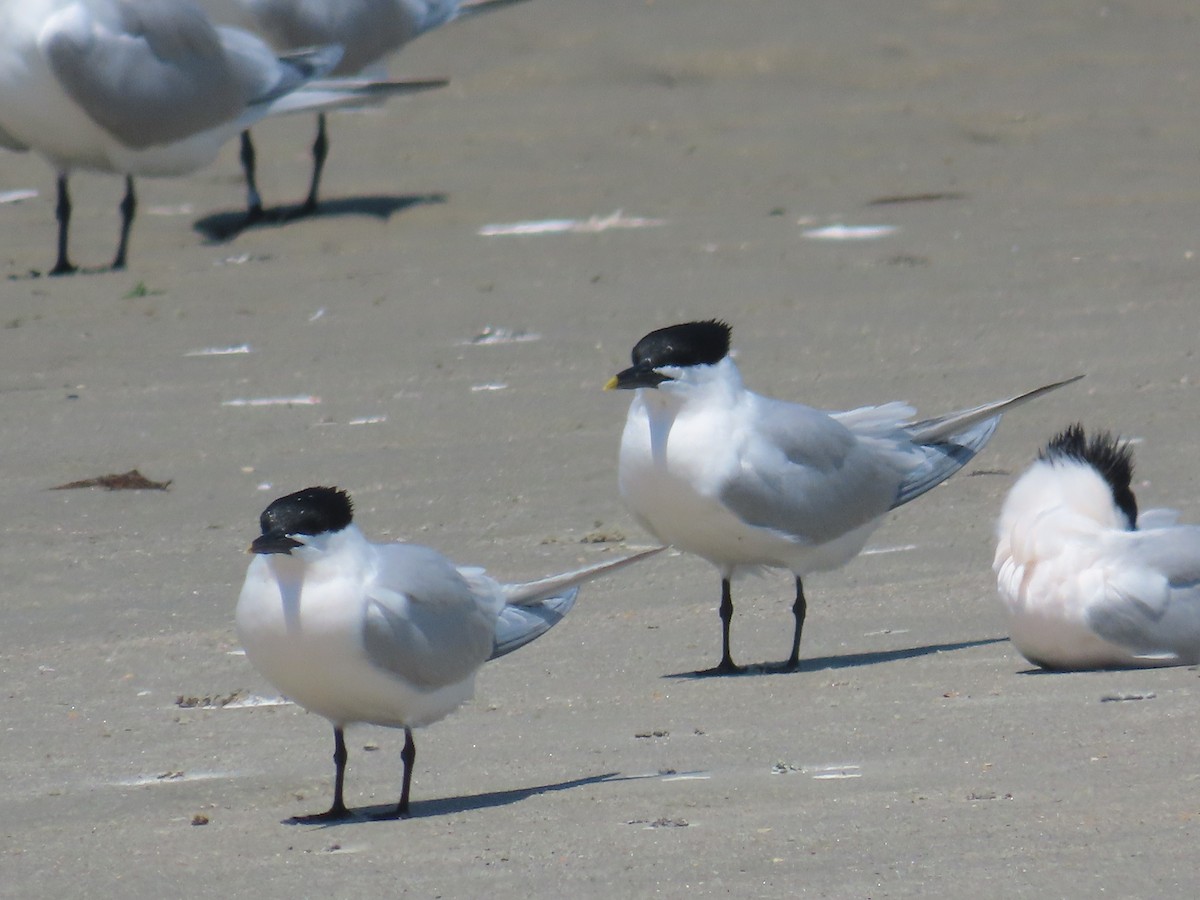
<box><xmin>904</xmin><ymin>376</ymin><xmax>1083</xmax><ymax>444</ymax></box>
<box><xmin>488</xmin><ymin>547</ymin><xmax>662</xmax><ymax>659</ymax></box>
<box><xmin>232</xmin><ymin>0</ymin><xmax>527</xmax><ymax>73</ymax></box>
<box><xmin>891</xmin><ymin>416</ymin><xmax>998</xmax><ymax>509</ymax></box>
<box><xmin>1085</xmin><ymin>526</ymin><xmax>1200</xmax><ymax>660</ymax></box>
<box><xmin>361</xmin><ymin>543</ymin><xmax>497</xmax><ymax>690</ymax></box>
<box><xmin>718</xmin><ymin>397</ymin><xmax>911</xmax><ymax>545</ymax></box>
<box><xmin>490</xmin><ymin>589</ymin><xmax>578</xmax><ymax>660</ymax></box>
<box><xmin>893</xmin><ymin>375</ymin><xmax>1084</xmax><ymax>508</ymax></box>
<box><xmin>1118</xmin><ymin>525</ymin><xmax>1200</xmax><ymax>583</ymax></box>
<box><xmin>457</xmin><ymin>0</ymin><xmax>532</xmax><ymax>21</ymax></box>
<box><xmin>237</xmin><ymin>0</ymin><xmax>423</xmax><ymax>74</ymax></box>
<box><xmin>723</xmin><ymin>378</ymin><xmax>1083</xmax><ymax>538</ymax></box>
<box><xmin>253</xmin><ymin>76</ymin><xmax>447</xmax><ymax>122</ymax></box>
<box><xmin>42</xmin><ymin>0</ymin><xmax>246</xmax><ymax>148</ymax></box>
<box><xmin>216</xmin><ymin>28</ymin><xmax>341</xmax><ymax>108</ymax></box>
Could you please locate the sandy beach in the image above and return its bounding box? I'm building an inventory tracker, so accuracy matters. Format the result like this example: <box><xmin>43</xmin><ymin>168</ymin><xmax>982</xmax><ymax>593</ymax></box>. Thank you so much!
<box><xmin>2</xmin><ymin>1</ymin><xmax>1199</xmax><ymax>896</ymax></box>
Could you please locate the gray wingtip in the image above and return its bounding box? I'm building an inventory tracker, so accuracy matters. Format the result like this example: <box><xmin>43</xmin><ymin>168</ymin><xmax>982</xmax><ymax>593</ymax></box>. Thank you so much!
<box><xmin>489</xmin><ymin>586</ymin><xmax>580</xmax><ymax>660</ymax></box>
<box><xmin>892</xmin><ymin>416</ymin><xmax>999</xmax><ymax>508</ymax></box>
<box><xmin>488</xmin><ymin>545</ymin><xmax>664</xmax><ymax>660</ymax></box>
<box><xmin>279</xmin><ymin>44</ymin><xmax>345</xmax><ymax>81</ymax></box>
<box><xmin>503</xmin><ymin>545</ymin><xmax>666</xmax><ymax>606</ymax></box>
<box><xmin>457</xmin><ymin>0</ymin><xmax>534</xmax><ymax>20</ymax></box>
<box><xmin>906</xmin><ymin>374</ymin><xmax>1084</xmax><ymax>445</ymax></box>
<box><xmin>1024</xmin><ymin>373</ymin><xmax>1085</xmax><ymax>399</ymax></box>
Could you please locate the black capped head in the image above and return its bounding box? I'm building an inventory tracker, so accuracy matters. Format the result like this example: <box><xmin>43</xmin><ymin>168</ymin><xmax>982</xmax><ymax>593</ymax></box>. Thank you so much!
<box><xmin>1040</xmin><ymin>424</ymin><xmax>1138</xmax><ymax>529</ymax></box>
<box><xmin>251</xmin><ymin>486</ymin><xmax>355</xmax><ymax>555</ymax></box>
<box><xmin>605</xmin><ymin>320</ymin><xmax>732</xmax><ymax>390</ymax></box>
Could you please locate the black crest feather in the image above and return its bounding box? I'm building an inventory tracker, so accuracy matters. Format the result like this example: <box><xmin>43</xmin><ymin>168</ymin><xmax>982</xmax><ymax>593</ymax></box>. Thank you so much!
<box><xmin>259</xmin><ymin>486</ymin><xmax>354</xmax><ymax>538</ymax></box>
<box><xmin>1040</xmin><ymin>424</ymin><xmax>1137</xmax><ymax>528</ymax></box>
<box><xmin>631</xmin><ymin>320</ymin><xmax>732</xmax><ymax>369</ymax></box>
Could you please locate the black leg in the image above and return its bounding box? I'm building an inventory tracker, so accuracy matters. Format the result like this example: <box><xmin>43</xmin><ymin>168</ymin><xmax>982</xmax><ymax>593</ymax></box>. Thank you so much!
<box><xmin>49</xmin><ymin>174</ymin><xmax>76</xmax><ymax>276</ymax></box>
<box><xmin>293</xmin><ymin>725</ymin><xmax>352</xmax><ymax>822</ymax></box>
<box><xmin>396</xmin><ymin>727</ymin><xmax>416</xmax><ymax>817</ymax></box>
<box><xmin>714</xmin><ymin>578</ymin><xmax>742</xmax><ymax>674</ymax></box>
<box><xmin>300</xmin><ymin>113</ymin><xmax>328</xmax><ymax>215</ymax></box>
<box><xmin>784</xmin><ymin>576</ymin><xmax>808</xmax><ymax>671</ymax></box>
<box><xmin>111</xmin><ymin>176</ymin><xmax>135</xmax><ymax>271</ymax></box>
<box><xmin>239</xmin><ymin>130</ymin><xmax>264</xmax><ymax>221</ymax></box>
<box><xmin>330</xmin><ymin>726</ymin><xmax>349</xmax><ymax>815</ymax></box>
<box><xmin>369</xmin><ymin>727</ymin><xmax>417</xmax><ymax>821</ymax></box>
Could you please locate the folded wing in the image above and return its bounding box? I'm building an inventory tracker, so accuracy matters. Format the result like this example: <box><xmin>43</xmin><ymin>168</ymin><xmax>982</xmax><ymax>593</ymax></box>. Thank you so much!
<box><xmin>362</xmin><ymin>544</ymin><xmax>497</xmax><ymax>689</ymax></box>
<box><xmin>1085</xmin><ymin>526</ymin><xmax>1200</xmax><ymax>662</ymax></box>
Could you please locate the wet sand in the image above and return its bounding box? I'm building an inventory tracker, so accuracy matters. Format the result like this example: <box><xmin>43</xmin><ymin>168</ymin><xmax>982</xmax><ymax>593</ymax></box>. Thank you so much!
<box><xmin>2</xmin><ymin>1</ymin><xmax>1198</xmax><ymax>896</ymax></box>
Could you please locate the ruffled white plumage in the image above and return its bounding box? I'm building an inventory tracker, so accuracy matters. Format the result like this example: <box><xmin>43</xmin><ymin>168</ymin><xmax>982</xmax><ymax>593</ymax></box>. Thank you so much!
<box><xmin>995</xmin><ymin>448</ymin><xmax>1200</xmax><ymax>669</ymax></box>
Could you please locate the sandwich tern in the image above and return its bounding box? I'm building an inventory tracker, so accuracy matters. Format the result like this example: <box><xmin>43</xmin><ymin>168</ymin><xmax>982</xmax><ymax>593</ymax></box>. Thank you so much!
<box><xmin>995</xmin><ymin>424</ymin><xmax>1200</xmax><ymax>669</ymax></box>
<box><xmin>236</xmin><ymin>485</ymin><xmax>662</xmax><ymax>820</ymax></box>
<box><xmin>203</xmin><ymin>0</ymin><xmax>530</xmax><ymax>217</ymax></box>
<box><xmin>0</xmin><ymin>0</ymin><xmax>444</xmax><ymax>274</ymax></box>
<box><xmin>606</xmin><ymin>320</ymin><xmax>1081</xmax><ymax>674</ymax></box>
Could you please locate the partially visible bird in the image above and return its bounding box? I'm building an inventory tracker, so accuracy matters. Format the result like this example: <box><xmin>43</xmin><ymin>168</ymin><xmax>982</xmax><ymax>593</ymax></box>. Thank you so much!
<box><xmin>203</xmin><ymin>0</ymin><xmax>531</xmax><ymax>218</ymax></box>
<box><xmin>606</xmin><ymin>319</ymin><xmax>1082</xmax><ymax>674</ymax></box>
<box><xmin>0</xmin><ymin>0</ymin><xmax>444</xmax><ymax>274</ymax></box>
<box><xmin>236</xmin><ymin>485</ymin><xmax>662</xmax><ymax>820</ymax></box>
<box><xmin>995</xmin><ymin>424</ymin><xmax>1200</xmax><ymax>670</ymax></box>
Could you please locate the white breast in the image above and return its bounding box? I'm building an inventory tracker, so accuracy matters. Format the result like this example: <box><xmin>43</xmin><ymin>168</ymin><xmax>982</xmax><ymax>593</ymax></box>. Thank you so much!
<box><xmin>236</xmin><ymin>556</ymin><xmax>476</xmax><ymax>728</ymax></box>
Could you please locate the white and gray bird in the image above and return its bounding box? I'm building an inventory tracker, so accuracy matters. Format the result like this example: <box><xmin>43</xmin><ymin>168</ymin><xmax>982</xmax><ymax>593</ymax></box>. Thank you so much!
<box><xmin>202</xmin><ymin>0</ymin><xmax>530</xmax><ymax>218</ymax></box>
<box><xmin>606</xmin><ymin>320</ymin><xmax>1081</xmax><ymax>674</ymax></box>
<box><xmin>994</xmin><ymin>424</ymin><xmax>1200</xmax><ymax>670</ymax></box>
<box><xmin>0</xmin><ymin>0</ymin><xmax>444</xmax><ymax>274</ymax></box>
<box><xmin>236</xmin><ymin>485</ymin><xmax>662</xmax><ymax>820</ymax></box>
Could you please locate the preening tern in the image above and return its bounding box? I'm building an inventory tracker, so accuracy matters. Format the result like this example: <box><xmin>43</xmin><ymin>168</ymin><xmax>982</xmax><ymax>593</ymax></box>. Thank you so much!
<box><xmin>995</xmin><ymin>424</ymin><xmax>1200</xmax><ymax>670</ymax></box>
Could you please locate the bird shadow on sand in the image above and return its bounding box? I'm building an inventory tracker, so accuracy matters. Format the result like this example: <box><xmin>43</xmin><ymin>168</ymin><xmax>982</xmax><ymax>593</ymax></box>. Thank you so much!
<box><xmin>193</xmin><ymin>193</ymin><xmax>446</xmax><ymax>243</ymax></box>
<box><xmin>1014</xmin><ymin>662</ymin><xmax>1172</xmax><ymax>675</ymax></box>
<box><xmin>663</xmin><ymin>637</ymin><xmax>1009</xmax><ymax>680</ymax></box>
<box><xmin>7</xmin><ymin>264</ymin><xmax>121</xmax><ymax>281</ymax></box>
<box><xmin>282</xmin><ymin>771</ymin><xmax>620</xmax><ymax>827</ymax></box>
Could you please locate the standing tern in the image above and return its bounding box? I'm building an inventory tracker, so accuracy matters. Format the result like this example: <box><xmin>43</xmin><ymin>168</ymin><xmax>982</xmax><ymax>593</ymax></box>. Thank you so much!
<box><xmin>203</xmin><ymin>0</ymin><xmax>530</xmax><ymax>217</ymax></box>
<box><xmin>994</xmin><ymin>424</ymin><xmax>1200</xmax><ymax>669</ymax></box>
<box><xmin>0</xmin><ymin>0</ymin><xmax>445</xmax><ymax>274</ymax></box>
<box><xmin>236</xmin><ymin>485</ymin><xmax>662</xmax><ymax>820</ymax></box>
<box><xmin>605</xmin><ymin>320</ymin><xmax>1082</xmax><ymax>674</ymax></box>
